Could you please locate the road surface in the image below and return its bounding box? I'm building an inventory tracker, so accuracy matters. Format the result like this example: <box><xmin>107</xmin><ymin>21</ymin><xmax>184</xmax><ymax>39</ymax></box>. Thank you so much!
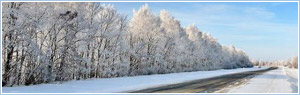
<box><xmin>131</xmin><ymin>67</ymin><xmax>278</xmax><ymax>93</ymax></box>
<box><xmin>228</xmin><ymin>67</ymin><xmax>298</xmax><ymax>93</ymax></box>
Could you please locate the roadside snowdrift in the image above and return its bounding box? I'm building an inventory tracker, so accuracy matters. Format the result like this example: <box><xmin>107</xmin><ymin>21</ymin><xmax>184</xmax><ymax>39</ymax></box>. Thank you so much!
<box><xmin>3</xmin><ymin>66</ymin><xmax>268</xmax><ymax>93</ymax></box>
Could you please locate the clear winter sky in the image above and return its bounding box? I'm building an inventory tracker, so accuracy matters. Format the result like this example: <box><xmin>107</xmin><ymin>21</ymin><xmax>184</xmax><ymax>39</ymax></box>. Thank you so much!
<box><xmin>103</xmin><ymin>2</ymin><xmax>298</xmax><ymax>61</ymax></box>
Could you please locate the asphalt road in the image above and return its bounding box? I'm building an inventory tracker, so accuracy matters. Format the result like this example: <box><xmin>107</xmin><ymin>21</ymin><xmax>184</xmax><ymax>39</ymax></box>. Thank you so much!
<box><xmin>130</xmin><ymin>67</ymin><xmax>277</xmax><ymax>93</ymax></box>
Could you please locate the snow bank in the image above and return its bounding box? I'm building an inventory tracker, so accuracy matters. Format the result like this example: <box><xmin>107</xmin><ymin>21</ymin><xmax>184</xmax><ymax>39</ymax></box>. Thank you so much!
<box><xmin>2</xmin><ymin>66</ymin><xmax>268</xmax><ymax>93</ymax></box>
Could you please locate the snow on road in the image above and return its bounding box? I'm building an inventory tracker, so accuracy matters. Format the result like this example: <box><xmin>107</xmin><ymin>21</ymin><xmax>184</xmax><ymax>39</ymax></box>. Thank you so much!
<box><xmin>2</xmin><ymin>66</ymin><xmax>268</xmax><ymax>93</ymax></box>
<box><xmin>284</xmin><ymin>67</ymin><xmax>299</xmax><ymax>80</ymax></box>
<box><xmin>228</xmin><ymin>67</ymin><xmax>298</xmax><ymax>93</ymax></box>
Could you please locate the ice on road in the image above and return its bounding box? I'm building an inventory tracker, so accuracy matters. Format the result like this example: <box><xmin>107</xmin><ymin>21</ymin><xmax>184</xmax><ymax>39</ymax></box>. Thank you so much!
<box><xmin>228</xmin><ymin>68</ymin><xmax>298</xmax><ymax>93</ymax></box>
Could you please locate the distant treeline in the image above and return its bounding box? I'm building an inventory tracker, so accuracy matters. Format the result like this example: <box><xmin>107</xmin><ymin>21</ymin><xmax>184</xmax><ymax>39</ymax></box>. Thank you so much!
<box><xmin>252</xmin><ymin>56</ymin><xmax>298</xmax><ymax>68</ymax></box>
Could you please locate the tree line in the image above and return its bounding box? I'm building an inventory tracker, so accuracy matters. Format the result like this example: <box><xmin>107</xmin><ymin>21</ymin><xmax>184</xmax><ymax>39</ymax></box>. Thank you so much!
<box><xmin>252</xmin><ymin>56</ymin><xmax>298</xmax><ymax>68</ymax></box>
<box><xmin>2</xmin><ymin>2</ymin><xmax>253</xmax><ymax>86</ymax></box>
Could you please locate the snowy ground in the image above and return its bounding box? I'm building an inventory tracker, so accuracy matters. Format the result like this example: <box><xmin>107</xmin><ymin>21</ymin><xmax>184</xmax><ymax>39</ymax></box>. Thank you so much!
<box><xmin>2</xmin><ymin>66</ymin><xmax>268</xmax><ymax>93</ymax></box>
<box><xmin>228</xmin><ymin>67</ymin><xmax>298</xmax><ymax>93</ymax></box>
<box><xmin>284</xmin><ymin>67</ymin><xmax>299</xmax><ymax>92</ymax></box>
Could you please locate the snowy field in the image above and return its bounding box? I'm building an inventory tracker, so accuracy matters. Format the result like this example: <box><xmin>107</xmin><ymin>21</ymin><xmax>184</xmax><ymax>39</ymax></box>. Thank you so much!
<box><xmin>2</xmin><ymin>66</ymin><xmax>268</xmax><ymax>93</ymax></box>
<box><xmin>228</xmin><ymin>67</ymin><xmax>298</xmax><ymax>93</ymax></box>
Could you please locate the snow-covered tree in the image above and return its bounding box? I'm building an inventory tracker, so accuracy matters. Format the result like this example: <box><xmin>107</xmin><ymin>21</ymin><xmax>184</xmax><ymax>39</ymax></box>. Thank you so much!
<box><xmin>254</xmin><ymin>56</ymin><xmax>298</xmax><ymax>68</ymax></box>
<box><xmin>127</xmin><ymin>4</ymin><xmax>165</xmax><ymax>75</ymax></box>
<box><xmin>2</xmin><ymin>3</ymin><xmax>254</xmax><ymax>86</ymax></box>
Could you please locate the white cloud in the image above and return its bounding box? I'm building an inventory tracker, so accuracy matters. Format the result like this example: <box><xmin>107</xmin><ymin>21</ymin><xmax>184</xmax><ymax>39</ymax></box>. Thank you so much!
<box><xmin>169</xmin><ymin>3</ymin><xmax>296</xmax><ymax>33</ymax></box>
<box><xmin>166</xmin><ymin>3</ymin><xmax>298</xmax><ymax>61</ymax></box>
<box><xmin>244</xmin><ymin>7</ymin><xmax>275</xmax><ymax>19</ymax></box>
<box><xmin>192</xmin><ymin>4</ymin><xmax>233</xmax><ymax>14</ymax></box>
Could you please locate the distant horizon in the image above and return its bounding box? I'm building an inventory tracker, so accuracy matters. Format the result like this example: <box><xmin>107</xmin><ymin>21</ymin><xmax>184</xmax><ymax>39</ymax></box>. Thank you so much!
<box><xmin>101</xmin><ymin>2</ymin><xmax>298</xmax><ymax>61</ymax></box>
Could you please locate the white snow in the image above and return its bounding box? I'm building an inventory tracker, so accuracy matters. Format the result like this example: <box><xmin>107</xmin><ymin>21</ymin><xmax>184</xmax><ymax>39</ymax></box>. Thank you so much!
<box><xmin>228</xmin><ymin>67</ymin><xmax>298</xmax><ymax>93</ymax></box>
<box><xmin>2</xmin><ymin>66</ymin><xmax>268</xmax><ymax>93</ymax></box>
<box><xmin>283</xmin><ymin>67</ymin><xmax>298</xmax><ymax>93</ymax></box>
<box><xmin>284</xmin><ymin>67</ymin><xmax>298</xmax><ymax>80</ymax></box>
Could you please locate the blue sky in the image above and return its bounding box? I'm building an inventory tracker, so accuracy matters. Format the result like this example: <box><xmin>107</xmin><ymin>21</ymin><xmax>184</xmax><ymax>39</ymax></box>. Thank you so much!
<box><xmin>103</xmin><ymin>2</ymin><xmax>298</xmax><ymax>61</ymax></box>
